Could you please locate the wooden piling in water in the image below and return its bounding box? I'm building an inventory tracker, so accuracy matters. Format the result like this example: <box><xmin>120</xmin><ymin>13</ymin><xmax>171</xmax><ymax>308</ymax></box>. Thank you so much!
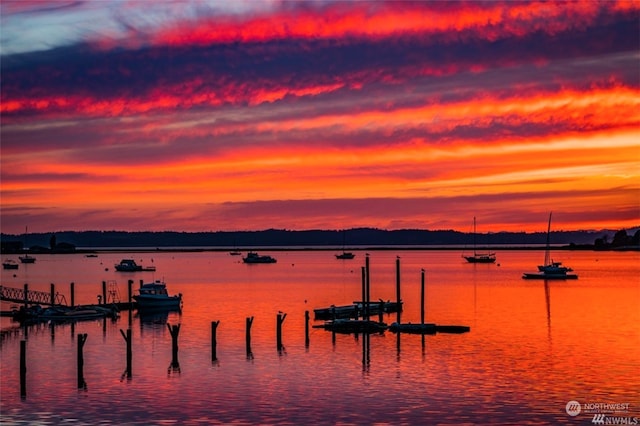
<box><xmin>304</xmin><ymin>311</ymin><xmax>310</xmax><ymax>347</ymax></box>
<box><xmin>23</xmin><ymin>283</ymin><xmax>28</xmax><ymax>308</ymax></box>
<box><xmin>20</xmin><ymin>340</ymin><xmax>26</xmax><ymax>398</ymax></box>
<box><xmin>421</xmin><ymin>269</ymin><xmax>425</xmax><ymax>325</ymax></box>
<box><xmin>396</xmin><ymin>256</ymin><xmax>401</xmax><ymax>324</ymax></box>
<box><xmin>50</xmin><ymin>283</ymin><xmax>55</xmax><ymax>306</ymax></box>
<box><xmin>211</xmin><ymin>321</ymin><xmax>219</xmax><ymax>361</ymax></box>
<box><xmin>365</xmin><ymin>255</ymin><xmax>371</xmax><ymax>320</ymax></box>
<box><xmin>77</xmin><ymin>333</ymin><xmax>87</xmax><ymax>389</ymax></box>
<box><xmin>167</xmin><ymin>323</ymin><xmax>180</xmax><ymax>368</ymax></box>
<box><xmin>361</xmin><ymin>267</ymin><xmax>366</xmax><ymax>320</ymax></box>
<box><xmin>276</xmin><ymin>312</ymin><xmax>287</xmax><ymax>351</ymax></box>
<box><xmin>70</xmin><ymin>282</ymin><xmax>75</xmax><ymax>307</ymax></box>
<box><xmin>246</xmin><ymin>316</ymin><xmax>253</xmax><ymax>357</ymax></box>
<box><xmin>102</xmin><ymin>281</ymin><xmax>107</xmax><ymax>306</ymax></box>
<box><xmin>120</xmin><ymin>329</ymin><xmax>132</xmax><ymax>378</ymax></box>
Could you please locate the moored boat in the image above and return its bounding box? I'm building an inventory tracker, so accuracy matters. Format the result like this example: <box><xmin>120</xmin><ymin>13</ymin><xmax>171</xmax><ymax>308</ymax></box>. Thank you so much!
<box><xmin>335</xmin><ymin>251</ymin><xmax>355</xmax><ymax>259</ymax></box>
<box><xmin>242</xmin><ymin>252</ymin><xmax>277</xmax><ymax>264</ymax></box>
<box><xmin>463</xmin><ymin>217</ymin><xmax>496</xmax><ymax>263</ymax></box>
<box><xmin>12</xmin><ymin>304</ymin><xmax>118</xmax><ymax>323</ymax></box>
<box><xmin>115</xmin><ymin>259</ymin><xmax>156</xmax><ymax>272</ymax></box>
<box><xmin>523</xmin><ymin>212</ymin><xmax>578</xmax><ymax>280</ymax></box>
<box><xmin>3</xmin><ymin>259</ymin><xmax>19</xmax><ymax>270</ymax></box>
<box><xmin>133</xmin><ymin>280</ymin><xmax>182</xmax><ymax>309</ymax></box>
<box><xmin>19</xmin><ymin>254</ymin><xmax>36</xmax><ymax>264</ymax></box>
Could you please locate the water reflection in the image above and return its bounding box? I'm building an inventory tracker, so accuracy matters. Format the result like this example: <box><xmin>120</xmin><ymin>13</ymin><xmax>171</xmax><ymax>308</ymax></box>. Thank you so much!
<box><xmin>1</xmin><ymin>250</ymin><xmax>638</xmax><ymax>425</ymax></box>
<box><xmin>136</xmin><ymin>306</ymin><xmax>181</xmax><ymax>325</ymax></box>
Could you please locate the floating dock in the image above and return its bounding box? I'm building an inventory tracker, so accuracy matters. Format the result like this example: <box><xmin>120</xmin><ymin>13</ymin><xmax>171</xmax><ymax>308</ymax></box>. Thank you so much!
<box><xmin>388</xmin><ymin>322</ymin><xmax>470</xmax><ymax>334</ymax></box>
<box><xmin>313</xmin><ymin>319</ymin><xmax>388</xmax><ymax>334</ymax></box>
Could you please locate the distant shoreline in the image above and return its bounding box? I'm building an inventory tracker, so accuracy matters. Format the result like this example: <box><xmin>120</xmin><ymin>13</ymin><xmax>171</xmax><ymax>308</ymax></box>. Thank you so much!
<box><xmin>2</xmin><ymin>228</ymin><xmax>638</xmax><ymax>254</ymax></box>
<box><xmin>44</xmin><ymin>244</ymin><xmax>638</xmax><ymax>253</ymax></box>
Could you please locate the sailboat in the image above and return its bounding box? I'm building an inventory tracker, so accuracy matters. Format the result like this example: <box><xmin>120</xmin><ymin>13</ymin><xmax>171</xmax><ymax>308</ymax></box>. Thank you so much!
<box><xmin>335</xmin><ymin>230</ymin><xmax>355</xmax><ymax>259</ymax></box>
<box><xmin>522</xmin><ymin>212</ymin><xmax>577</xmax><ymax>279</ymax></box>
<box><xmin>19</xmin><ymin>226</ymin><xmax>36</xmax><ymax>264</ymax></box>
<box><xmin>463</xmin><ymin>217</ymin><xmax>496</xmax><ymax>263</ymax></box>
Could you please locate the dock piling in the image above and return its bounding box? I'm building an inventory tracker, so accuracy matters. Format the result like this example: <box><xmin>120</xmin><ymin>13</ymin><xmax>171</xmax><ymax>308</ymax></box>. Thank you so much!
<box><xmin>77</xmin><ymin>333</ymin><xmax>87</xmax><ymax>389</ymax></box>
<box><xmin>421</xmin><ymin>269</ymin><xmax>425</xmax><ymax>325</ymax></box>
<box><xmin>50</xmin><ymin>283</ymin><xmax>55</xmax><ymax>306</ymax></box>
<box><xmin>304</xmin><ymin>311</ymin><xmax>310</xmax><ymax>347</ymax></box>
<box><xmin>361</xmin><ymin>266</ymin><xmax>366</xmax><ymax>320</ymax></box>
<box><xmin>396</xmin><ymin>256</ymin><xmax>401</xmax><ymax>324</ymax></box>
<box><xmin>102</xmin><ymin>281</ymin><xmax>107</xmax><ymax>305</ymax></box>
<box><xmin>245</xmin><ymin>316</ymin><xmax>254</xmax><ymax>358</ymax></box>
<box><xmin>365</xmin><ymin>255</ymin><xmax>370</xmax><ymax>320</ymax></box>
<box><xmin>167</xmin><ymin>323</ymin><xmax>180</xmax><ymax>371</ymax></box>
<box><xmin>120</xmin><ymin>329</ymin><xmax>132</xmax><ymax>378</ymax></box>
<box><xmin>211</xmin><ymin>321</ymin><xmax>220</xmax><ymax>361</ymax></box>
<box><xmin>70</xmin><ymin>282</ymin><xmax>75</xmax><ymax>307</ymax></box>
<box><xmin>276</xmin><ymin>312</ymin><xmax>287</xmax><ymax>351</ymax></box>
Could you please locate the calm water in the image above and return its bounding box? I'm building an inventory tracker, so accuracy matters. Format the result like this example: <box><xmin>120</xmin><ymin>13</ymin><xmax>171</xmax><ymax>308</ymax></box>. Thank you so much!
<box><xmin>1</xmin><ymin>250</ymin><xmax>638</xmax><ymax>425</ymax></box>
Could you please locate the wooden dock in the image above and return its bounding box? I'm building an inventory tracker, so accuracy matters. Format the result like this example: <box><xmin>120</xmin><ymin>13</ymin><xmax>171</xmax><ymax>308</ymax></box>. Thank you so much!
<box><xmin>388</xmin><ymin>322</ymin><xmax>470</xmax><ymax>334</ymax></box>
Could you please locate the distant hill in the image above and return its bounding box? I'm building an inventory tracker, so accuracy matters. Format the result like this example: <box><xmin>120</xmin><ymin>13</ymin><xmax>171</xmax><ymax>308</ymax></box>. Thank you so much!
<box><xmin>0</xmin><ymin>228</ymin><xmax>626</xmax><ymax>250</ymax></box>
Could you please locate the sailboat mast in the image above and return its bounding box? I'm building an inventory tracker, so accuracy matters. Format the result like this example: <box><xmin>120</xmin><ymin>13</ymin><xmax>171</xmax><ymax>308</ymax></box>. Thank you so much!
<box><xmin>544</xmin><ymin>212</ymin><xmax>552</xmax><ymax>266</ymax></box>
<box><xmin>473</xmin><ymin>216</ymin><xmax>477</xmax><ymax>256</ymax></box>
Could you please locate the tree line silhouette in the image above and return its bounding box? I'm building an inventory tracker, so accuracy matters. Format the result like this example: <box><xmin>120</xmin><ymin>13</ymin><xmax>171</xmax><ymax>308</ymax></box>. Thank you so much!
<box><xmin>2</xmin><ymin>227</ymin><xmax>638</xmax><ymax>252</ymax></box>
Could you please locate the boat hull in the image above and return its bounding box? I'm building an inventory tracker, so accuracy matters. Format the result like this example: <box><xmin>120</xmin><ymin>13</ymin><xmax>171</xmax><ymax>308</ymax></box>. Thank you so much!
<box><xmin>133</xmin><ymin>296</ymin><xmax>182</xmax><ymax>309</ymax></box>
<box><xmin>522</xmin><ymin>272</ymin><xmax>578</xmax><ymax>280</ymax></box>
<box><xmin>464</xmin><ymin>255</ymin><xmax>496</xmax><ymax>263</ymax></box>
<box><xmin>335</xmin><ymin>252</ymin><xmax>355</xmax><ymax>259</ymax></box>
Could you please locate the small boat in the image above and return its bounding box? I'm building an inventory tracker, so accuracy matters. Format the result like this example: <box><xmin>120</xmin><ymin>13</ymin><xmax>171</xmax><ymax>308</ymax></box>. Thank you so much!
<box><xmin>523</xmin><ymin>212</ymin><xmax>578</xmax><ymax>280</ymax></box>
<box><xmin>3</xmin><ymin>259</ymin><xmax>19</xmax><ymax>270</ymax></box>
<box><xmin>19</xmin><ymin>227</ymin><xmax>36</xmax><ymax>263</ymax></box>
<box><xmin>133</xmin><ymin>280</ymin><xmax>182</xmax><ymax>309</ymax></box>
<box><xmin>85</xmin><ymin>254</ymin><xmax>98</xmax><ymax>258</ymax></box>
<box><xmin>335</xmin><ymin>230</ymin><xmax>355</xmax><ymax>259</ymax></box>
<box><xmin>13</xmin><ymin>304</ymin><xmax>118</xmax><ymax>323</ymax></box>
<box><xmin>242</xmin><ymin>252</ymin><xmax>277</xmax><ymax>264</ymax></box>
<box><xmin>335</xmin><ymin>252</ymin><xmax>355</xmax><ymax>259</ymax></box>
<box><xmin>463</xmin><ymin>217</ymin><xmax>496</xmax><ymax>263</ymax></box>
<box><xmin>115</xmin><ymin>259</ymin><xmax>156</xmax><ymax>272</ymax></box>
<box><xmin>229</xmin><ymin>251</ymin><xmax>242</xmax><ymax>256</ymax></box>
<box><xmin>19</xmin><ymin>254</ymin><xmax>36</xmax><ymax>264</ymax></box>
<box><xmin>42</xmin><ymin>306</ymin><xmax>117</xmax><ymax>321</ymax></box>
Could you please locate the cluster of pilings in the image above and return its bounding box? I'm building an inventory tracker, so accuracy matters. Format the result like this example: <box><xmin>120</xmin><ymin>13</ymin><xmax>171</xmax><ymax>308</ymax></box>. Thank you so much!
<box><xmin>16</xmin><ymin>309</ymin><xmax>300</xmax><ymax>398</ymax></box>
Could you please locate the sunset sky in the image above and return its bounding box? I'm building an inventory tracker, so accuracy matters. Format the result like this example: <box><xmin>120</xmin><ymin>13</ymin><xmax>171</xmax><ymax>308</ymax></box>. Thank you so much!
<box><xmin>1</xmin><ymin>0</ymin><xmax>639</xmax><ymax>234</ymax></box>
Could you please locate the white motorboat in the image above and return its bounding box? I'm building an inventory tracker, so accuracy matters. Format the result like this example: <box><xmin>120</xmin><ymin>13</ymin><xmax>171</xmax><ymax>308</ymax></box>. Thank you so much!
<box><xmin>133</xmin><ymin>280</ymin><xmax>182</xmax><ymax>309</ymax></box>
